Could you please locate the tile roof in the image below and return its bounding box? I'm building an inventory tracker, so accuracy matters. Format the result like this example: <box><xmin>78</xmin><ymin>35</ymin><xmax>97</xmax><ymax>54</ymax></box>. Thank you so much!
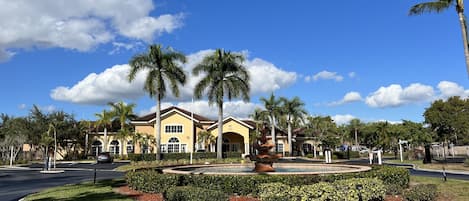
<box><xmin>134</xmin><ymin>106</ymin><xmax>213</xmax><ymax>122</ymax></box>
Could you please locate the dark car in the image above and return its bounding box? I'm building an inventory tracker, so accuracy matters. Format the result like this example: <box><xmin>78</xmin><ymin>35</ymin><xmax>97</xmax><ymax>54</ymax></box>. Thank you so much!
<box><xmin>97</xmin><ymin>152</ymin><xmax>113</xmax><ymax>163</ymax></box>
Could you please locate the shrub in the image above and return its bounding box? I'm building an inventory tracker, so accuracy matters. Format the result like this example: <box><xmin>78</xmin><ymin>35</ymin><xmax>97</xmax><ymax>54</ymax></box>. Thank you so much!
<box><xmin>126</xmin><ymin>170</ymin><xmax>179</xmax><ymax>193</ymax></box>
<box><xmin>364</xmin><ymin>165</ymin><xmax>409</xmax><ymax>193</ymax></box>
<box><xmin>165</xmin><ymin>186</ymin><xmax>228</xmax><ymax>201</ymax></box>
<box><xmin>403</xmin><ymin>184</ymin><xmax>438</xmax><ymax>201</ymax></box>
<box><xmin>128</xmin><ymin>152</ymin><xmax>241</xmax><ymax>161</ymax></box>
<box><xmin>258</xmin><ymin>178</ymin><xmax>385</xmax><ymax>201</ymax></box>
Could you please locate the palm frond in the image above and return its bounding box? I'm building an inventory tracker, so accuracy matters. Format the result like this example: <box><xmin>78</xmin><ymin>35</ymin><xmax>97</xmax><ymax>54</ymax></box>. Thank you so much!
<box><xmin>409</xmin><ymin>1</ymin><xmax>453</xmax><ymax>15</ymax></box>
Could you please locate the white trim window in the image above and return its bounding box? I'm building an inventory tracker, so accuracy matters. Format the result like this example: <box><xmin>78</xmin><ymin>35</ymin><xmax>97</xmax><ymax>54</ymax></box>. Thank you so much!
<box><xmin>165</xmin><ymin>137</ymin><xmax>187</xmax><ymax>153</ymax></box>
<box><xmin>127</xmin><ymin>140</ymin><xmax>134</xmax><ymax>154</ymax></box>
<box><xmin>165</xmin><ymin>125</ymin><xmax>183</xmax><ymax>134</ymax></box>
<box><xmin>276</xmin><ymin>143</ymin><xmax>284</xmax><ymax>153</ymax></box>
<box><xmin>109</xmin><ymin>140</ymin><xmax>120</xmax><ymax>155</ymax></box>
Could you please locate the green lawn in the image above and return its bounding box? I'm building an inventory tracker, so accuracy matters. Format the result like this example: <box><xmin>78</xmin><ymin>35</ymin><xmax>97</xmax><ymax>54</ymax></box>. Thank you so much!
<box><xmin>387</xmin><ymin>159</ymin><xmax>469</xmax><ymax>172</ymax></box>
<box><xmin>23</xmin><ymin>179</ymin><xmax>132</xmax><ymax>201</ymax></box>
<box><xmin>411</xmin><ymin>176</ymin><xmax>469</xmax><ymax>201</ymax></box>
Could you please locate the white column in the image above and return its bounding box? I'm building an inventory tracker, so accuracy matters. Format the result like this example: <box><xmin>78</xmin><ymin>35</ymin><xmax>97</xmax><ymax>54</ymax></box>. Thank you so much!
<box><xmin>245</xmin><ymin>143</ymin><xmax>249</xmax><ymax>155</ymax></box>
<box><xmin>313</xmin><ymin>145</ymin><xmax>316</xmax><ymax>158</ymax></box>
<box><xmin>399</xmin><ymin>143</ymin><xmax>403</xmax><ymax>162</ymax></box>
<box><xmin>369</xmin><ymin>152</ymin><xmax>373</xmax><ymax>165</ymax></box>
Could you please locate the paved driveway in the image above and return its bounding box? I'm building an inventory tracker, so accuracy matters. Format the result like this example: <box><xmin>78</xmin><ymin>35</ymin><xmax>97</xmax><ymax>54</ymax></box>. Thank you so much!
<box><xmin>0</xmin><ymin>162</ymin><xmax>127</xmax><ymax>201</ymax></box>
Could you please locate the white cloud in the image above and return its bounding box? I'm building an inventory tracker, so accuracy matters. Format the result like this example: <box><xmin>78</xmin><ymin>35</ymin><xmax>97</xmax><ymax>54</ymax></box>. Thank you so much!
<box><xmin>328</xmin><ymin>91</ymin><xmax>362</xmax><ymax>106</ymax></box>
<box><xmin>51</xmin><ymin>49</ymin><xmax>298</xmax><ymax>105</ymax></box>
<box><xmin>51</xmin><ymin>64</ymin><xmax>147</xmax><ymax>104</ymax></box>
<box><xmin>304</xmin><ymin>75</ymin><xmax>312</xmax><ymax>83</ymax></box>
<box><xmin>312</xmin><ymin>70</ymin><xmax>343</xmax><ymax>82</ymax></box>
<box><xmin>437</xmin><ymin>81</ymin><xmax>469</xmax><ymax>99</ymax></box>
<box><xmin>365</xmin><ymin>83</ymin><xmax>434</xmax><ymax>108</ymax></box>
<box><xmin>108</xmin><ymin>42</ymin><xmax>143</xmax><ymax>55</ymax></box>
<box><xmin>0</xmin><ymin>0</ymin><xmax>183</xmax><ymax>61</ymax></box>
<box><xmin>348</xmin><ymin>72</ymin><xmax>356</xmax><ymax>78</ymax></box>
<box><xmin>18</xmin><ymin>104</ymin><xmax>26</xmax><ymax>110</ymax></box>
<box><xmin>331</xmin><ymin>114</ymin><xmax>356</xmax><ymax>125</ymax></box>
<box><xmin>138</xmin><ymin>100</ymin><xmax>262</xmax><ymax>119</ymax></box>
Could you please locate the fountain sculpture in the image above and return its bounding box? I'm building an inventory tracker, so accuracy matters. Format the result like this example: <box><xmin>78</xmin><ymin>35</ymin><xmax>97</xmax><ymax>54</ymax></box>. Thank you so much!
<box><xmin>252</xmin><ymin>124</ymin><xmax>282</xmax><ymax>172</ymax></box>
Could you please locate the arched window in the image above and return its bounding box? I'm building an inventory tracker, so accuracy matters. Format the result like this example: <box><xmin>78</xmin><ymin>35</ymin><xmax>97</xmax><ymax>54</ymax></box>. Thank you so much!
<box><xmin>91</xmin><ymin>140</ymin><xmax>102</xmax><ymax>156</ymax></box>
<box><xmin>126</xmin><ymin>140</ymin><xmax>134</xmax><ymax>154</ymax></box>
<box><xmin>110</xmin><ymin>140</ymin><xmax>120</xmax><ymax>155</ymax></box>
<box><xmin>167</xmin><ymin>137</ymin><xmax>180</xmax><ymax>153</ymax></box>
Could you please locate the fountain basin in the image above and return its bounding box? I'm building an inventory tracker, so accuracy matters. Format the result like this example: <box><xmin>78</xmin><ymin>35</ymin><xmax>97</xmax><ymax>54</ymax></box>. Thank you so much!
<box><xmin>162</xmin><ymin>163</ymin><xmax>371</xmax><ymax>175</ymax></box>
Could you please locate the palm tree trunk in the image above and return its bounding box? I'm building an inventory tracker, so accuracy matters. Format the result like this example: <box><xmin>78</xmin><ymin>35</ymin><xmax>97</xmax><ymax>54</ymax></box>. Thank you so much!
<box><xmin>104</xmin><ymin>127</ymin><xmax>108</xmax><ymax>152</ymax></box>
<box><xmin>287</xmin><ymin>122</ymin><xmax>292</xmax><ymax>156</ymax></box>
<box><xmin>354</xmin><ymin>128</ymin><xmax>358</xmax><ymax>147</ymax></box>
<box><xmin>270</xmin><ymin>115</ymin><xmax>276</xmax><ymax>152</ymax></box>
<box><xmin>217</xmin><ymin>102</ymin><xmax>223</xmax><ymax>159</ymax></box>
<box><xmin>155</xmin><ymin>97</ymin><xmax>161</xmax><ymax>160</ymax></box>
<box><xmin>457</xmin><ymin>1</ymin><xmax>469</xmax><ymax>78</ymax></box>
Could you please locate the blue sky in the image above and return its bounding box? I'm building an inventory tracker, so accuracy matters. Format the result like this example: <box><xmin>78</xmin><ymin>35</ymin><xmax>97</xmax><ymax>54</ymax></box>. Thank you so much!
<box><xmin>0</xmin><ymin>0</ymin><xmax>468</xmax><ymax>124</ymax></box>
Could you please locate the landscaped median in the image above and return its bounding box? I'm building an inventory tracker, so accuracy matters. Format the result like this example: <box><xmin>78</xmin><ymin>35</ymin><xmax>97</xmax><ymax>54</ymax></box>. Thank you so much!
<box><xmin>125</xmin><ymin>166</ymin><xmax>410</xmax><ymax>201</ymax></box>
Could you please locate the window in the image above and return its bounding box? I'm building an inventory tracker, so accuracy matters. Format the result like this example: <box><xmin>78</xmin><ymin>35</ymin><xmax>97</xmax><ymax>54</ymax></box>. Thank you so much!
<box><xmin>165</xmin><ymin>137</ymin><xmax>186</xmax><ymax>153</ymax></box>
<box><xmin>91</xmin><ymin>140</ymin><xmax>102</xmax><ymax>156</ymax></box>
<box><xmin>161</xmin><ymin>144</ymin><xmax>167</xmax><ymax>153</ymax></box>
<box><xmin>165</xmin><ymin>125</ymin><xmax>183</xmax><ymax>133</ymax></box>
<box><xmin>109</xmin><ymin>140</ymin><xmax>120</xmax><ymax>155</ymax></box>
<box><xmin>127</xmin><ymin>141</ymin><xmax>134</xmax><ymax>154</ymax></box>
<box><xmin>231</xmin><ymin>144</ymin><xmax>240</xmax><ymax>152</ymax></box>
<box><xmin>276</xmin><ymin>143</ymin><xmax>284</xmax><ymax>153</ymax></box>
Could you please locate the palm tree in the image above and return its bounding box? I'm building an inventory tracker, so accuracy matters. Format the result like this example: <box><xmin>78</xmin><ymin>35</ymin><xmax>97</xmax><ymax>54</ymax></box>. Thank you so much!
<box><xmin>280</xmin><ymin>96</ymin><xmax>307</xmax><ymax>156</ymax></box>
<box><xmin>108</xmin><ymin>101</ymin><xmax>137</xmax><ymax>155</ymax></box>
<box><xmin>348</xmin><ymin>118</ymin><xmax>363</xmax><ymax>148</ymax></box>
<box><xmin>260</xmin><ymin>93</ymin><xmax>282</xmax><ymax>152</ymax></box>
<box><xmin>410</xmin><ymin>0</ymin><xmax>469</xmax><ymax>77</ymax></box>
<box><xmin>128</xmin><ymin>44</ymin><xmax>187</xmax><ymax>160</ymax></box>
<box><xmin>193</xmin><ymin>49</ymin><xmax>250</xmax><ymax>159</ymax></box>
<box><xmin>249</xmin><ymin>108</ymin><xmax>269</xmax><ymax>154</ymax></box>
<box><xmin>95</xmin><ymin>110</ymin><xmax>112</xmax><ymax>152</ymax></box>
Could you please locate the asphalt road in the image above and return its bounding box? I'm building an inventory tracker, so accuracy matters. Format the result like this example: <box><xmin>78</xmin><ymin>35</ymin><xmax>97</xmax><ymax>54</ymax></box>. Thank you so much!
<box><xmin>0</xmin><ymin>162</ymin><xmax>126</xmax><ymax>201</ymax></box>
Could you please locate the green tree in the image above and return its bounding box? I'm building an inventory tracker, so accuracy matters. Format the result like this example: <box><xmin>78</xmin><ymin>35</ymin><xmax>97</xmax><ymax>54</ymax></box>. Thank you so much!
<box><xmin>128</xmin><ymin>44</ymin><xmax>187</xmax><ymax>160</ymax></box>
<box><xmin>260</xmin><ymin>93</ymin><xmax>282</xmax><ymax>152</ymax></box>
<box><xmin>424</xmin><ymin>96</ymin><xmax>469</xmax><ymax>145</ymax></box>
<box><xmin>410</xmin><ymin>0</ymin><xmax>469</xmax><ymax>77</ymax></box>
<box><xmin>193</xmin><ymin>49</ymin><xmax>250</xmax><ymax>159</ymax></box>
<box><xmin>196</xmin><ymin>129</ymin><xmax>215</xmax><ymax>151</ymax></box>
<box><xmin>280</xmin><ymin>96</ymin><xmax>307</xmax><ymax>155</ymax></box>
<box><xmin>94</xmin><ymin>110</ymin><xmax>112</xmax><ymax>152</ymax></box>
<box><xmin>348</xmin><ymin>118</ymin><xmax>363</xmax><ymax>147</ymax></box>
<box><xmin>108</xmin><ymin>101</ymin><xmax>137</xmax><ymax>155</ymax></box>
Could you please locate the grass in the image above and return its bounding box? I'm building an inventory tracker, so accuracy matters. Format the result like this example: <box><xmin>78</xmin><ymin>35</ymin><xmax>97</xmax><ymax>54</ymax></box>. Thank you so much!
<box><xmin>387</xmin><ymin>159</ymin><xmax>469</xmax><ymax>172</ymax></box>
<box><xmin>410</xmin><ymin>176</ymin><xmax>469</xmax><ymax>201</ymax></box>
<box><xmin>23</xmin><ymin>179</ymin><xmax>133</xmax><ymax>201</ymax></box>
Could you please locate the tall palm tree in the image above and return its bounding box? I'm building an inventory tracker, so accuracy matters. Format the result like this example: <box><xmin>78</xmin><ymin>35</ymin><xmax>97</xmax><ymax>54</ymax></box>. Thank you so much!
<box><xmin>108</xmin><ymin>101</ymin><xmax>137</xmax><ymax>155</ymax></box>
<box><xmin>348</xmin><ymin>118</ymin><xmax>363</xmax><ymax>147</ymax></box>
<box><xmin>280</xmin><ymin>96</ymin><xmax>307</xmax><ymax>156</ymax></box>
<box><xmin>193</xmin><ymin>49</ymin><xmax>250</xmax><ymax>159</ymax></box>
<box><xmin>410</xmin><ymin>0</ymin><xmax>469</xmax><ymax>77</ymax></box>
<box><xmin>260</xmin><ymin>93</ymin><xmax>282</xmax><ymax>152</ymax></box>
<box><xmin>128</xmin><ymin>44</ymin><xmax>187</xmax><ymax>160</ymax></box>
<box><xmin>95</xmin><ymin>110</ymin><xmax>112</xmax><ymax>152</ymax></box>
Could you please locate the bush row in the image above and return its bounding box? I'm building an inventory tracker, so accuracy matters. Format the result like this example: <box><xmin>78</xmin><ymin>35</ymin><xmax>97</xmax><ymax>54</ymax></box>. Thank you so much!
<box><xmin>166</xmin><ymin>186</ymin><xmax>228</xmax><ymax>201</ymax></box>
<box><xmin>258</xmin><ymin>178</ymin><xmax>386</xmax><ymax>201</ymax></box>
<box><xmin>128</xmin><ymin>152</ymin><xmax>242</xmax><ymax>161</ymax></box>
<box><xmin>403</xmin><ymin>184</ymin><xmax>438</xmax><ymax>201</ymax></box>
<box><xmin>125</xmin><ymin>165</ymin><xmax>409</xmax><ymax>196</ymax></box>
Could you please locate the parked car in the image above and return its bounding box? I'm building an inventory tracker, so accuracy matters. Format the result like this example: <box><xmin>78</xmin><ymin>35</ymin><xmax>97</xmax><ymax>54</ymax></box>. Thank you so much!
<box><xmin>97</xmin><ymin>152</ymin><xmax>113</xmax><ymax>163</ymax></box>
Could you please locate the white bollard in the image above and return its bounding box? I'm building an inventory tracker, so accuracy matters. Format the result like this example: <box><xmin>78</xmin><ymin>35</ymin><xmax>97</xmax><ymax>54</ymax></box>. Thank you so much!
<box><xmin>369</xmin><ymin>152</ymin><xmax>373</xmax><ymax>165</ymax></box>
<box><xmin>377</xmin><ymin>150</ymin><xmax>382</xmax><ymax>165</ymax></box>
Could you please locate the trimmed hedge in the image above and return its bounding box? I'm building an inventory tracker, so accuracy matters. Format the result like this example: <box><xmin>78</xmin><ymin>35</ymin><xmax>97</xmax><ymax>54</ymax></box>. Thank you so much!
<box><xmin>125</xmin><ymin>166</ymin><xmax>409</xmax><ymax>196</ymax></box>
<box><xmin>128</xmin><ymin>152</ymin><xmax>241</xmax><ymax>161</ymax></box>
<box><xmin>363</xmin><ymin>165</ymin><xmax>410</xmax><ymax>194</ymax></box>
<box><xmin>166</xmin><ymin>186</ymin><xmax>228</xmax><ymax>201</ymax></box>
<box><xmin>403</xmin><ymin>184</ymin><xmax>438</xmax><ymax>201</ymax></box>
<box><xmin>258</xmin><ymin>178</ymin><xmax>386</xmax><ymax>201</ymax></box>
<box><xmin>126</xmin><ymin>171</ymin><xmax>179</xmax><ymax>193</ymax></box>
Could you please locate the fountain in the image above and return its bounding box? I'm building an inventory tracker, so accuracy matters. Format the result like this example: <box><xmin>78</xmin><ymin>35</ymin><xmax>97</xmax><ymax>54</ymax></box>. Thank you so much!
<box><xmin>252</xmin><ymin>124</ymin><xmax>281</xmax><ymax>172</ymax></box>
<box><xmin>163</xmin><ymin>124</ymin><xmax>371</xmax><ymax>175</ymax></box>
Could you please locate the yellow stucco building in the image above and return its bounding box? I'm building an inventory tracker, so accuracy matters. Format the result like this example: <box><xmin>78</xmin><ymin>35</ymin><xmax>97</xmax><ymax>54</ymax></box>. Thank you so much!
<box><xmin>88</xmin><ymin>106</ymin><xmax>312</xmax><ymax>157</ymax></box>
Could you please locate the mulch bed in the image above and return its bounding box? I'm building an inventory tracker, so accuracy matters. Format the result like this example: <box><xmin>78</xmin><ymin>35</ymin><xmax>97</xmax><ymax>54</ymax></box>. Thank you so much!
<box><xmin>116</xmin><ymin>185</ymin><xmax>260</xmax><ymax>201</ymax></box>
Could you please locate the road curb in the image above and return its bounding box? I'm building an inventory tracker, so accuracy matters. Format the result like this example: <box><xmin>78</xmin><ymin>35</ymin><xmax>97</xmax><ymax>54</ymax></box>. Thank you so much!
<box><xmin>384</xmin><ymin>162</ymin><xmax>469</xmax><ymax>175</ymax></box>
